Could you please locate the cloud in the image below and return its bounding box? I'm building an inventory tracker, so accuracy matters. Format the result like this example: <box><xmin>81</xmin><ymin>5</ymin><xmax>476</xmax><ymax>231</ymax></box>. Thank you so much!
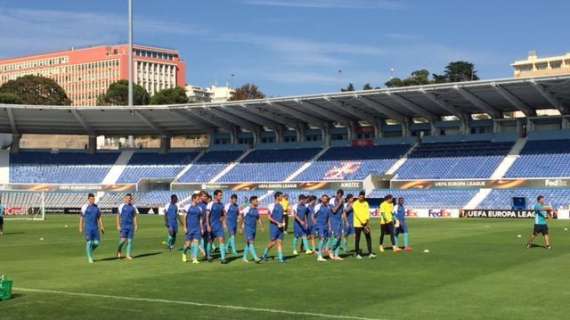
<box><xmin>241</xmin><ymin>0</ymin><xmax>405</xmax><ymax>9</ymax></box>
<box><xmin>0</xmin><ymin>7</ymin><xmax>205</xmax><ymax>58</ymax></box>
<box><xmin>215</xmin><ymin>33</ymin><xmax>385</xmax><ymax>67</ymax></box>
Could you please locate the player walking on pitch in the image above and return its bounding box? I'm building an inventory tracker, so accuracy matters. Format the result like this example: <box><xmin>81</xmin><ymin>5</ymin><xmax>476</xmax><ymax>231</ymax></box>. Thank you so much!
<box><xmin>207</xmin><ymin>190</ymin><xmax>228</xmax><ymax>264</ymax></box>
<box><xmin>314</xmin><ymin>194</ymin><xmax>333</xmax><ymax>262</ymax></box>
<box><xmin>353</xmin><ymin>191</ymin><xmax>376</xmax><ymax>259</ymax></box>
<box><xmin>116</xmin><ymin>193</ymin><xmax>139</xmax><ymax>260</ymax></box>
<box><xmin>225</xmin><ymin>194</ymin><xmax>240</xmax><ymax>256</ymax></box>
<box><xmin>262</xmin><ymin>192</ymin><xmax>286</xmax><ymax>263</ymax></box>
<box><xmin>292</xmin><ymin>194</ymin><xmax>311</xmax><ymax>255</ymax></box>
<box><xmin>182</xmin><ymin>193</ymin><xmax>204</xmax><ymax>264</ymax></box>
<box><xmin>80</xmin><ymin>193</ymin><xmax>104</xmax><ymax>263</ymax></box>
<box><xmin>394</xmin><ymin>197</ymin><xmax>412</xmax><ymax>252</ymax></box>
<box><xmin>242</xmin><ymin>196</ymin><xmax>263</xmax><ymax>263</ymax></box>
<box><xmin>164</xmin><ymin>194</ymin><xmax>183</xmax><ymax>251</ymax></box>
<box><xmin>527</xmin><ymin>195</ymin><xmax>552</xmax><ymax>249</ymax></box>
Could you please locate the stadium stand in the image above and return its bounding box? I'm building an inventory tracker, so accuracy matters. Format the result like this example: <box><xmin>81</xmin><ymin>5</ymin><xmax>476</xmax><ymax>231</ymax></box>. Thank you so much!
<box><xmin>177</xmin><ymin>150</ymin><xmax>244</xmax><ymax>183</ymax></box>
<box><xmin>506</xmin><ymin>139</ymin><xmax>570</xmax><ymax>178</ymax></box>
<box><xmin>218</xmin><ymin>148</ymin><xmax>322</xmax><ymax>182</ymax></box>
<box><xmin>294</xmin><ymin>145</ymin><xmax>411</xmax><ymax>181</ymax></box>
<box><xmin>10</xmin><ymin>151</ymin><xmax>119</xmax><ymax>183</ymax></box>
<box><xmin>478</xmin><ymin>188</ymin><xmax>569</xmax><ymax>210</ymax></box>
<box><xmin>117</xmin><ymin>152</ymin><xmax>200</xmax><ymax>183</ymax></box>
<box><xmin>395</xmin><ymin>141</ymin><xmax>514</xmax><ymax>179</ymax></box>
<box><xmin>369</xmin><ymin>189</ymin><xmax>478</xmax><ymax>209</ymax></box>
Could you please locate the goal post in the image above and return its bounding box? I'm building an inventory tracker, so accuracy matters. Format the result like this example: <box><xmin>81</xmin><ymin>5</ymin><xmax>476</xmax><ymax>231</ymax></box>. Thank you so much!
<box><xmin>2</xmin><ymin>191</ymin><xmax>46</xmax><ymax>221</ymax></box>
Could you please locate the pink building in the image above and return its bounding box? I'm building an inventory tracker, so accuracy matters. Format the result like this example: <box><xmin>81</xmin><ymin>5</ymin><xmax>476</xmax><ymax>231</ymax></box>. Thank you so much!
<box><xmin>0</xmin><ymin>44</ymin><xmax>187</xmax><ymax>106</ymax></box>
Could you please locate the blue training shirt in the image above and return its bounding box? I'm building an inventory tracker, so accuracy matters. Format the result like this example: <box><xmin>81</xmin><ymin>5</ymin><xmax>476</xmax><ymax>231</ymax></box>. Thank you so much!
<box><xmin>244</xmin><ymin>206</ymin><xmax>260</xmax><ymax>231</ymax></box>
<box><xmin>207</xmin><ymin>201</ymin><xmax>225</xmax><ymax>229</ymax></box>
<box><xmin>225</xmin><ymin>203</ymin><xmax>240</xmax><ymax>227</ymax></box>
<box><xmin>81</xmin><ymin>203</ymin><xmax>101</xmax><ymax>230</ymax></box>
<box><xmin>0</xmin><ymin>203</ymin><xmax>4</xmax><ymax>217</ymax></box>
<box><xmin>395</xmin><ymin>204</ymin><xmax>406</xmax><ymax>222</ymax></box>
<box><xmin>184</xmin><ymin>204</ymin><xmax>203</xmax><ymax>232</ymax></box>
<box><xmin>268</xmin><ymin>203</ymin><xmax>284</xmax><ymax>225</ymax></box>
<box><xmin>165</xmin><ymin>203</ymin><xmax>179</xmax><ymax>226</ymax></box>
<box><xmin>314</xmin><ymin>203</ymin><xmax>332</xmax><ymax>227</ymax></box>
<box><xmin>119</xmin><ymin>203</ymin><xmax>138</xmax><ymax>229</ymax></box>
<box><xmin>533</xmin><ymin>204</ymin><xmax>548</xmax><ymax>225</ymax></box>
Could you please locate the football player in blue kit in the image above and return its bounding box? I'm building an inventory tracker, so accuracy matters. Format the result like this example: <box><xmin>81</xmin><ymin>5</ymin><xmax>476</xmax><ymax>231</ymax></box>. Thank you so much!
<box><xmin>292</xmin><ymin>194</ymin><xmax>312</xmax><ymax>255</ymax></box>
<box><xmin>207</xmin><ymin>190</ymin><xmax>228</xmax><ymax>264</ymax></box>
<box><xmin>79</xmin><ymin>193</ymin><xmax>104</xmax><ymax>263</ymax></box>
<box><xmin>241</xmin><ymin>196</ymin><xmax>264</xmax><ymax>263</ymax></box>
<box><xmin>182</xmin><ymin>193</ymin><xmax>205</xmax><ymax>264</ymax></box>
<box><xmin>164</xmin><ymin>194</ymin><xmax>183</xmax><ymax>251</ymax></box>
<box><xmin>116</xmin><ymin>193</ymin><xmax>139</xmax><ymax>260</ymax></box>
<box><xmin>314</xmin><ymin>195</ymin><xmax>333</xmax><ymax>262</ymax></box>
<box><xmin>225</xmin><ymin>194</ymin><xmax>240</xmax><ymax>256</ymax></box>
<box><xmin>262</xmin><ymin>192</ymin><xmax>286</xmax><ymax>263</ymax></box>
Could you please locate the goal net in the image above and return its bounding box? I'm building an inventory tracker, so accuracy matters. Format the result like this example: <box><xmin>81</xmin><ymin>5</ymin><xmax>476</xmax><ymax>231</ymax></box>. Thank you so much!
<box><xmin>2</xmin><ymin>191</ymin><xmax>46</xmax><ymax>221</ymax></box>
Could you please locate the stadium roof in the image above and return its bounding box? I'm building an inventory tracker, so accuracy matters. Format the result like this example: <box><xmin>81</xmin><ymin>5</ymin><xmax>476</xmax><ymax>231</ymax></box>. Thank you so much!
<box><xmin>0</xmin><ymin>75</ymin><xmax>569</xmax><ymax>136</ymax></box>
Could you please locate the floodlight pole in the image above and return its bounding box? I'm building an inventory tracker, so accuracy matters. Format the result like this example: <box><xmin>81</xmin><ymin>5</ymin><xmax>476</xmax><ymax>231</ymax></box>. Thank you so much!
<box><xmin>128</xmin><ymin>0</ymin><xmax>134</xmax><ymax>107</ymax></box>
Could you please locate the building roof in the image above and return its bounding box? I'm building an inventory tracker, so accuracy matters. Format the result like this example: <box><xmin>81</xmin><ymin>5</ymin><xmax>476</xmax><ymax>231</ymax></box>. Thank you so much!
<box><xmin>1</xmin><ymin>75</ymin><xmax>569</xmax><ymax>136</ymax></box>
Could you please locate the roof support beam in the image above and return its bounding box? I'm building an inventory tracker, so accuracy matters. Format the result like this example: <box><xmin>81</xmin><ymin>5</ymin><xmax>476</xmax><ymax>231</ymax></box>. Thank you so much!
<box><xmin>420</xmin><ymin>89</ymin><xmax>467</xmax><ymax>120</ymax></box>
<box><xmin>530</xmin><ymin>80</ymin><xmax>567</xmax><ymax>114</ymax></box>
<box><xmin>322</xmin><ymin>97</ymin><xmax>377</xmax><ymax>121</ymax></box>
<box><xmin>171</xmin><ymin>109</ymin><xmax>213</xmax><ymax>130</ymax></box>
<box><xmin>356</xmin><ymin>96</ymin><xmax>405</xmax><ymax>121</ymax></box>
<box><xmin>490</xmin><ymin>83</ymin><xmax>534</xmax><ymax>116</ymax></box>
<box><xmin>454</xmin><ymin>86</ymin><xmax>501</xmax><ymax>118</ymax></box>
<box><xmin>385</xmin><ymin>92</ymin><xmax>438</xmax><ymax>120</ymax></box>
<box><xmin>224</xmin><ymin>105</ymin><xmax>285</xmax><ymax>130</ymax></box>
<box><xmin>249</xmin><ymin>105</ymin><xmax>298</xmax><ymax>127</ymax></box>
<box><xmin>71</xmin><ymin>109</ymin><xmax>95</xmax><ymax>136</ymax></box>
<box><xmin>133</xmin><ymin>110</ymin><xmax>166</xmax><ymax>136</ymax></box>
<box><xmin>271</xmin><ymin>102</ymin><xmax>328</xmax><ymax>128</ymax></box>
<box><xmin>6</xmin><ymin>108</ymin><xmax>18</xmax><ymax>135</ymax></box>
<box><xmin>206</xmin><ymin>107</ymin><xmax>262</xmax><ymax>132</ymax></box>
<box><xmin>189</xmin><ymin>108</ymin><xmax>235</xmax><ymax>132</ymax></box>
<box><xmin>296</xmin><ymin>99</ymin><xmax>352</xmax><ymax>124</ymax></box>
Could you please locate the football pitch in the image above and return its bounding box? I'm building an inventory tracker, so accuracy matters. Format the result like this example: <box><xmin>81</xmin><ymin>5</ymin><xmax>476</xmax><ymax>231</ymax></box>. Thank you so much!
<box><xmin>1</xmin><ymin>216</ymin><xmax>570</xmax><ymax>320</ymax></box>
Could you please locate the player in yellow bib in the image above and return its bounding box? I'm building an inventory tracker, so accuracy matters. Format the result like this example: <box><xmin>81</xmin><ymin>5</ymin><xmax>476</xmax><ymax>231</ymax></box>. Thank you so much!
<box><xmin>379</xmin><ymin>194</ymin><xmax>400</xmax><ymax>253</ymax></box>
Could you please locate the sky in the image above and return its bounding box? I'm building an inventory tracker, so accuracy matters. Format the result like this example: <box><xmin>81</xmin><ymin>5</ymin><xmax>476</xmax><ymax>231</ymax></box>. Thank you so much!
<box><xmin>0</xmin><ymin>0</ymin><xmax>568</xmax><ymax>97</ymax></box>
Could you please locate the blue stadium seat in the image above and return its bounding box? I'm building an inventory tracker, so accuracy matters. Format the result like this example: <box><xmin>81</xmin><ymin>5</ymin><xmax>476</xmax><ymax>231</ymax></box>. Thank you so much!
<box><xmin>219</xmin><ymin>148</ymin><xmax>322</xmax><ymax>182</ymax></box>
<box><xmin>10</xmin><ymin>151</ymin><xmax>119</xmax><ymax>184</ymax></box>
<box><xmin>506</xmin><ymin>139</ymin><xmax>570</xmax><ymax>178</ymax></box>
<box><xmin>369</xmin><ymin>189</ymin><xmax>478</xmax><ymax>209</ymax></box>
<box><xmin>117</xmin><ymin>152</ymin><xmax>200</xmax><ymax>183</ymax></box>
<box><xmin>178</xmin><ymin>150</ymin><xmax>244</xmax><ymax>183</ymax></box>
<box><xmin>396</xmin><ymin>141</ymin><xmax>513</xmax><ymax>179</ymax></box>
<box><xmin>479</xmin><ymin>188</ymin><xmax>570</xmax><ymax>210</ymax></box>
<box><xmin>294</xmin><ymin>145</ymin><xmax>410</xmax><ymax>181</ymax></box>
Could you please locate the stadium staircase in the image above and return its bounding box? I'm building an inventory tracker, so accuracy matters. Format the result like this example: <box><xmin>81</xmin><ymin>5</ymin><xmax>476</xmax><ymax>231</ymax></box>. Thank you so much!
<box><xmin>209</xmin><ymin>149</ymin><xmax>254</xmax><ymax>183</ymax></box>
<box><xmin>173</xmin><ymin>150</ymin><xmax>206</xmax><ymax>182</ymax></box>
<box><xmin>463</xmin><ymin>188</ymin><xmax>493</xmax><ymax>209</ymax></box>
<box><xmin>284</xmin><ymin>147</ymin><xmax>330</xmax><ymax>182</ymax></box>
<box><xmin>102</xmin><ymin>150</ymin><xmax>135</xmax><ymax>185</ymax></box>
<box><xmin>0</xmin><ymin>150</ymin><xmax>9</xmax><ymax>184</ymax></box>
<box><xmin>490</xmin><ymin>138</ymin><xmax>527</xmax><ymax>179</ymax></box>
<box><xmin>385</xmin><ymin>143</ymin><xmax>418</xmax><ymax>176</ymax></box>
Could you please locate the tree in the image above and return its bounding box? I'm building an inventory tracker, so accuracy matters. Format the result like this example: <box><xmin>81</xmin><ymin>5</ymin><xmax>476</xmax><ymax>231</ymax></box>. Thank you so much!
<box><xmin>433</xmin><ymin>61</ymin><xmax>479</xmax><ymax>83</ymax></box>
<box><xmin>97</xmin><ymin>80</ymin><xmax>150</xmax><ymax>106</ymax></box>
<box><xmin>385</xmin><ymin>77</ymin><xmax>405</xmax><ymax>88</ymax></box>
<box><xmin>341</xmin><ymin>83</ymin><xmax>355</xmax><ymax>92</ymax></box>
<box><xmin>229</xmin><ymin>83</ymin><xmax>266</xmax><ymax>101</ymax></box>
<box><xmin>150</xmin><ymin>87</ymin><xmax>189</xmax><ymax>105</ymax></box>
<box><xmin>362</xmin><ymin>83</ymin><xmax>373</xmax><ymax>90</ymax></box>
<box><xmin>0</xmin><ymin>93</ymin><xmax>23</xmax><ymax>104</ymax></box>
<box><xmin>0</xmin><ymin>75</ymin><xmax>71</xmax><ymax>105</ymax></box>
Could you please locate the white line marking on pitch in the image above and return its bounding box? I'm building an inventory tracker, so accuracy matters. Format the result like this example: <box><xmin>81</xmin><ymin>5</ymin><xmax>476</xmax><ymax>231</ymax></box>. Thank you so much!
<box><xmin>15</xmin><ymin>287</ymin><xmax>386</xmax><ymax>320</ymax></box>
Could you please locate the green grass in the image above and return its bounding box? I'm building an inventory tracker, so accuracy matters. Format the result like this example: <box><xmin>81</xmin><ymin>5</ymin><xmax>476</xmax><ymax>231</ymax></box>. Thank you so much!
<box><xmin>1</xmin><ymin>216</ymin><xmax>570</xmax><ymax>320</ymax></box>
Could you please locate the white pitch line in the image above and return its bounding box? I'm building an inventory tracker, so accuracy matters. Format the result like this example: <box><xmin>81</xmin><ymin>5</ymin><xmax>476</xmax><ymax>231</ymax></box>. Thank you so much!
<box><xmin>15</xmin><ymin>287</ymin><xmax>386</xmax><ymax>320</ymax></box>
